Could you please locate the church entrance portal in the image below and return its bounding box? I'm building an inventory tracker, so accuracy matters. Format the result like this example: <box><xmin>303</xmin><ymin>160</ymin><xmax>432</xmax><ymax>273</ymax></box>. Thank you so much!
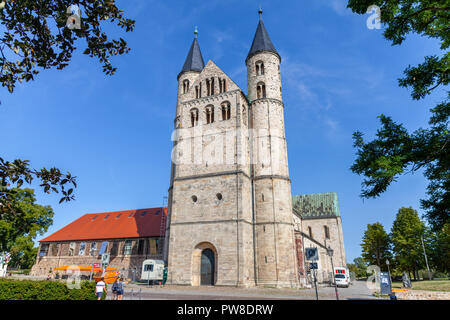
<box><xmin>200</xmin><ymin>248</ymin><xmax>215</xmax><ymax>285</ymax></box>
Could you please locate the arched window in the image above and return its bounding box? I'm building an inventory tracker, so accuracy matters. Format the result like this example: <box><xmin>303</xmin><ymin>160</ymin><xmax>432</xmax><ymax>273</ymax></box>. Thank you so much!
<box><xmin>206</xmin><ymin>105</ymin><xmax>214</xmax><ymax>124</ymax></box>
<box><xmin>190</xmin><ymin>108</ymin><xmax>199</xmax><ymax>127</ymax></box>
<box><xmin>257</xmin><ymin>82</ymin><xmax>266</xmax><ymax>99</ymax></box>
<box><xmin>256</xmin><ymin>61</ymin><xmax>264</xmax><ymax>75</ymax></box>
<box><xmin>206</xmin><ymin>78</ymin><xmax>214</xmax><ymax>96</ymax></box>
<box><xmin>221</xmin><ymin>102</ymin><xmax>231</xmax><ymax>120</ymax></box>
<box><xmin>219</xmin><ymin>79</ymin><xmax>227</xmax><ymax>93</ymax></box>
<box><xmin>324</xmin><ymin>226</ymin><xmax>330</xmax><ymax>239</ymax></box>
<box><xmin>183</xmin><ymin>79</ymin><xmax>190</xmax><ymax>94</ymax></box>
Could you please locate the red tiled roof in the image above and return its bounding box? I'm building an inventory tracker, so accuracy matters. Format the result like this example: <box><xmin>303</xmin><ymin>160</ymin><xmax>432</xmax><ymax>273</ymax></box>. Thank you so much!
<box><xmin>40</xmin><ymin>207</ymin><xmax>167</xmax><ymax>242</ymax></box>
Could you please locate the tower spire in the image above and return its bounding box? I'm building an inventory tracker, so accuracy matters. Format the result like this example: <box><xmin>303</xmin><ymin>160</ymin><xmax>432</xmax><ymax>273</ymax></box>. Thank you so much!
<box><xmin>246</xmin><ymin>10</ymin><xmax>280</xmax><ymax>62</ymax></box>
<box><xmin>180</xmin><ymin>27</ymin><xmax>205</xmax><ymax>75</ymax></box>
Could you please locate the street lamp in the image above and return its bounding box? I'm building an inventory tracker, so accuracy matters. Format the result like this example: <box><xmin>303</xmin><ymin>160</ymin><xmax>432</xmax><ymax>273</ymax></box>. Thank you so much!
<box><xmin>327</xmin><ymin>246</ymin><xmax>339</xmax><ymax>300</ymax></box>
<box><xmin>386</xmin><ymin>259</ymin><xmax>391</xmax><ymax>281</ymax></box>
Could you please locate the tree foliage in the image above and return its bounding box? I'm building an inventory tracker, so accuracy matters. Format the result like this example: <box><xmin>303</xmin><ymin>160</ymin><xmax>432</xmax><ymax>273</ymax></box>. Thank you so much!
<box><xmin>0</xmin><ymin>0</ymin><xmax>135</xmax><ymax>93</ymax></box>
<box><xmin>7</xmin><ymin>236</ymin><xmax>37</xmax><ymax>269</ymax></box>
<box><xmin>348</xmin><ymin>257</ymin><xmax>369</xmax><ymax>278</ymax></box>
<box><xmin>348</xmin><ymin>0</ymin><xmax>449</xmax><ymax>231</ymax></box>
<box><xmin>361</xmin><ymin>222</ymin><xmax>392</xmax><ymax>268</ymax></box>
<box><xmin>0</xmin><ymin>188</ymin><xmax>54</xmax><ymax>252</ymax></box>
<box><xmin>1</xmin><ymin>1</ymin><xmax>135</xmax><ymax>244</ymax></box>
<box><xmin>429</xmin><ymin>222</ymin><xmax>450</xmax><ymax>273</ymax></box>
<box><xmin>390</xmin><ymin>207</ymin><xmax>429</xmax><ymax>279</ymax></box>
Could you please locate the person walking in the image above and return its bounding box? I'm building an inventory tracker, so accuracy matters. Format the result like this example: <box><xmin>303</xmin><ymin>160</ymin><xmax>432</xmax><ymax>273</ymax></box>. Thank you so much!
<box><xmin>111</xmin><ymin>278</ymin><xmax>119</xmax><ymax>300</ymax></box>
<box><xmin>115</xmin><ymin>277</ymin><xmax>124</xmax><ymax>300</ymax></box>
<box><xmin>96</xmin><ymin>277</ymin><xmax>107</xmax><ymax>300</ymax></box>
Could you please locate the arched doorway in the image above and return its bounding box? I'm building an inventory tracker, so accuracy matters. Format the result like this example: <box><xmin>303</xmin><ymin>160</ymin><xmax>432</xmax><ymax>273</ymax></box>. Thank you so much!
<box><xmin>191</xmin><ymin>242</ymin><xmax>217</xmax><ymax>286</ymax></box>
<box><xmin>200</xmin><ymin>249</ymin><xmax>215</xmax><ymax>285</ymax></box>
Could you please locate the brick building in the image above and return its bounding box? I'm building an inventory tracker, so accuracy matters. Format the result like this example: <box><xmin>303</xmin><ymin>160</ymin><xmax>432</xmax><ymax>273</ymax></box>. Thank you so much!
<box><xmin>31</xmin><ymin>207</ymin><xmax>167</xmax><ymax>280</ymax></box>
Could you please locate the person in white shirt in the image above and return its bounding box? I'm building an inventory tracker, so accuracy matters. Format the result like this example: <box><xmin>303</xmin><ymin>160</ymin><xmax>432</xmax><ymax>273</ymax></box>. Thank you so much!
<box><xmin>96</xmin><ymin>277</ymin><xmax>106</xmax><ymax>300</ymax></box>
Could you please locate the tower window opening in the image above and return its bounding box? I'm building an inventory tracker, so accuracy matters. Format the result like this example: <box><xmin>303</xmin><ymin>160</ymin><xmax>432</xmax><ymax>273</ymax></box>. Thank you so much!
<box><xmin>256</xmin><ymin>61</ymin><xmax>265</xmax><ymax>75</ymax></box>
<box><xmin>206</xmin><ymin>105</ymin><xmax>214</xmax><ymax>124</ymax></box>
<box><xmin>257</xmin><ymin>82</ymin><xmax>266</xmax><ymax>99</ymax></box>
<box><xmin>221</xmin><ymin>102</ymin><xmax>231</xmax><ymax>120</ymax></box>
<box><xmin>308</xmin><ymin>226</ymin><xmax>313</xmax><ymax>238</ymax></box>
<box><xmin>242</xmin><ymin>105</ymin><xmax>247</xmax><ymax>125</ymax></box>
<box><xmin>211</xmin><ymin>78</ymin><xmax>215</xmax><ymax>95</ymax></box>
<box><xmin>190</xmin><ymin>108</ymin><xmax>199</xmax><ymax>127</ymax></box>
<box><xmin>195</xmin><ymin>86</ymin><xmax>200</xmax><ymax>99</ymax></box>
<box><xmin>183</xmin><ymin>79</ymin><xmax>190</xmax><ymax>94</ymax></box>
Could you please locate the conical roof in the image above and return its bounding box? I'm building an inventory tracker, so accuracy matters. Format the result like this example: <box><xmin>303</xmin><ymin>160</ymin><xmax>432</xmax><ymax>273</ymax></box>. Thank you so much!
<box><xmin>247</xmin><ymin>15</ymin><xmax>280</xmax><ymax>62</ymax></box>
<box><xmin>180</xmin><ymin>36</ymin><xmax>205</xmax><ymax>73</ymax></box>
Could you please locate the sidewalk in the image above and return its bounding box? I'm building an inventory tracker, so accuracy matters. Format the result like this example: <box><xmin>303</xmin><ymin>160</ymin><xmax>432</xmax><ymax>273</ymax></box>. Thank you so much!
<box><xmin>110</xmin><ymin>280</ymin><xmax>379</xmax><ymax>300</ymax></box>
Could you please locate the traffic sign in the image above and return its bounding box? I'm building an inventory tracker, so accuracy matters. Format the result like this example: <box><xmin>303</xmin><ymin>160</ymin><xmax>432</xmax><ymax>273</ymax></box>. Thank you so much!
<box><xmin>305</xmin><ymin>248</ymin><xmax>319</xmax><ymax>261</ymax></box>
<box><xmin>380</xmin><ymin>272</ymin><xmax>392</xmax><ymax>295</ymax></box>
<box><xmin>309</xmin><ymin>262</ymin><xmax>318</xmax><ymax>270</ymax></box>
<box><xmin>93</xmin><ymin>263</ymin><xmax>101</xmax><ymax>269</ymax></box>
<box><xmin>101</xmin><ymin>253</ymin><xmax>110</xmax><ymax>264</ymax></box>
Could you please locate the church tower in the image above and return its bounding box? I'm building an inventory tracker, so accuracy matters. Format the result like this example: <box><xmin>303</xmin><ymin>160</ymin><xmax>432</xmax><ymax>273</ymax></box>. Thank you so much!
<box><xmin>246</xmin><ymin>10</ymin><xmax>299</xmax><ymax>287</ymax></box>
<box><xmin>165</xmin><ymin>28</ymin><xmax>256</xmax><ymax>287</ymax></box>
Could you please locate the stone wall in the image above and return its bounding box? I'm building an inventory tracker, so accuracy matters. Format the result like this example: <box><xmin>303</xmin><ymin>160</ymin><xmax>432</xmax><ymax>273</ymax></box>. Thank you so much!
<box><xmin>300</xmin><ymin>216</ymin><xmax>346</xmax><ymax>283</ymax></box>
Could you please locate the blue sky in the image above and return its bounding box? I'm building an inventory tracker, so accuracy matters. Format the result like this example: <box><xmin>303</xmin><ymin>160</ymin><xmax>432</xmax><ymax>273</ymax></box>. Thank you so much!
<box><xmin>0</xmin><ymin>0</ymin><xmax>445</xmax><ymax>262</ymax></box>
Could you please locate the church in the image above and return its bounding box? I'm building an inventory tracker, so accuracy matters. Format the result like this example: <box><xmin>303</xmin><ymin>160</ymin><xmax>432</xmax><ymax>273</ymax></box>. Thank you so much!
<box><xmin>30</xmin><ymin>11</ymin><xmax>346</xmax><ymax>288</ymax></box>
<box><xmin>163</xmin><ymin>11</ymin><xmax>346</xmax><ymax>288</ymax></box>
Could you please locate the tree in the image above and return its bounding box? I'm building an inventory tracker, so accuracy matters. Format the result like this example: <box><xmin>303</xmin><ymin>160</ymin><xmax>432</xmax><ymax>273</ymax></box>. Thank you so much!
<box><xmin>361</xmin><ymin>222</ymin><xmax>392</xmax><ymax>269</ymax></box>
<box><xmin>0</xmin><ymin>0</ymin><xmax>135</xmax><ymax>94</ymax></box>
<box><xmin>7</xmin><ymin>236</ymin><xmax>38</xmax><ymax>270</ymax></box>
<box><xmin>429</xmin><ymin>222</ymin><xmax>450</xmax><ymax>273</ymax></box>
<box><xmin>390</xmin><ymin>207</ymin><xmax>428</xmax><ymax>279</ymax></box>
<box><xmin>348</xmin><ymin>0</ymin><xmax>449</xmax><ymax>232</ymax></box>
<box><xmin>0</xmin><ymin>188</ymin><xmax>54</xmax><ymax>253</ymax></box>
<box><xmin>1</xmin><ymin>1</ymin><xmax>135</xmax><ymax>226</ymax></box>
<box><xmin>348</xmin><ymin>257</ymin><xmax>369</xmax><ymax>278</ymax></box>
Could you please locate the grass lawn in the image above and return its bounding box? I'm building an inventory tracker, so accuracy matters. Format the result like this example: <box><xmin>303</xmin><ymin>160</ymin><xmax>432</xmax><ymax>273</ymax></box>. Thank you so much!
<box><xmin>391</xmin><ymin>280</ymin><xmax>450</xmax><ymax>292</ymax></box>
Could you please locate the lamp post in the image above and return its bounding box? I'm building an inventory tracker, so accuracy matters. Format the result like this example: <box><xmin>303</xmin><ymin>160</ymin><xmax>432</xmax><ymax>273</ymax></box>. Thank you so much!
<box><xmin>327</xmin><ymin>246</ymin><xmax>339</xmax><ymax>300</ymax></box>
<box><xmin>386</xmin><ymin>259</ymin><xmax>391</xmax><ymax>281</ymax></box>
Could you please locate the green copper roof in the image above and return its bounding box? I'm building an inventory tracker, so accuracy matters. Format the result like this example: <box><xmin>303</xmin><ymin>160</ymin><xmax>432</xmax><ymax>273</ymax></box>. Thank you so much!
<box><xmin>292</xmin><ymin>192</ymin><xmax>340</xmax><ymax>219</ymax></box>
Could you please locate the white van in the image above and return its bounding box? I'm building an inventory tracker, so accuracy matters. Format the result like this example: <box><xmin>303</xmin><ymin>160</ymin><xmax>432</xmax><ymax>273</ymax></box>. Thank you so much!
<box><xmin>141</xmin><ymin>259</ymin><xmax>165</xmax><ymax>283</ymax></box>
<box><xmin>333</xmin><ymin>267</ymin><xmax>350</xmax><ymax>288</ymax></box>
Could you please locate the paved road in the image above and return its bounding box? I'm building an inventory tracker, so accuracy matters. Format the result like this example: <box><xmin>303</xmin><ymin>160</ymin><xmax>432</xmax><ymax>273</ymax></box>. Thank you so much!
<box><xmin>107</xmin><ymin>280</ymin><xmax>379</xmax><ymax>300</ymax></box>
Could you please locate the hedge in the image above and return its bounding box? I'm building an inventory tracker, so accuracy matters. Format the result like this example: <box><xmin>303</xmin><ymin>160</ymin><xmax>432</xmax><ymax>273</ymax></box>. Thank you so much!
<box><xmin>0</xmin><ymin>279</ymin><xmax>106</xmax><ymax>300</ymax></box>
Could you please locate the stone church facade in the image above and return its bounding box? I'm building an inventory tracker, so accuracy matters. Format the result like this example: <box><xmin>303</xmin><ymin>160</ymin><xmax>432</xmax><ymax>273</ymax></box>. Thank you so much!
<box><xmin>164</xmin><ymin>12</ymin><xmax>346</xmax><ymax>288</ymax></box>
<box><xmin>30</xmin><ymin>12</ymin><xmax>347</xmax><ymax>288</ymax></box>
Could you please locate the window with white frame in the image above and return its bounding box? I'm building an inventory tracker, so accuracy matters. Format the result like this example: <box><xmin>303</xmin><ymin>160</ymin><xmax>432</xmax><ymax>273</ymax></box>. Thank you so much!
<box><xmin>123</xmin><ymin>240</ymin><xmax>132</xmax><ymax>255</ymax></box>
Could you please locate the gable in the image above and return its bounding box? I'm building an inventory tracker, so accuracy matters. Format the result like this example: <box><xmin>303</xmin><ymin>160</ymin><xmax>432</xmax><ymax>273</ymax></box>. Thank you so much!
<box><xmin>184</xmin><ymin>60</ymin><xmax>241</xmax><ymax>101</ymax></box>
